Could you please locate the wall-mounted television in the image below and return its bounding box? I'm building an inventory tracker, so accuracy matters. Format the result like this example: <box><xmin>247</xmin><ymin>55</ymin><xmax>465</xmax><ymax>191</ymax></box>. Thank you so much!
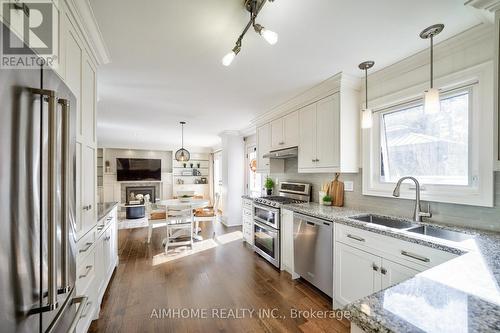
<box><xmin>116</xmin><ymin>158</ymin><xmax>161</xmax><ymax>181</ymax></box>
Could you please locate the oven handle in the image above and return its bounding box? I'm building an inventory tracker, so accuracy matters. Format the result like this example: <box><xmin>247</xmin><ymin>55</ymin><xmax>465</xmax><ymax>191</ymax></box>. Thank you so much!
<box><xmin>253</xmin><ymin>203</ymin><xmax>280</xmax><ymax>214</ymax></box>
<box><xmin>254</xmin><ymin>220</ymin><xmax>278</xmax><ymax>234</ymax></box>
<box><xmin>253</xmin><ymin>216</ymin><xmax>278</xmax><ymax>229</ymax></box>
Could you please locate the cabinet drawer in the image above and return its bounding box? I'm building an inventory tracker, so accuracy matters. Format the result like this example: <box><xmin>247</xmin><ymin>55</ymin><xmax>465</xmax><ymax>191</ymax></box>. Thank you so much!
<box><xmin>76</xmin><ymin>229</ymin><xmax>95</xmax><ymax>265</ymax></box>
<box><xmin>242</xmin><ymin>209</ymin><xmax>253</xmax><ymax>218</ymax></box>
<box><xmin>76</xmin><ymin>247</ymin><xmax>96</xmax><ymax>295</ymax></box>
<box><xmin>242</xmin><ymin>199</ymin><xmax>253</xmax><ymax>210</ymax></box>
<box><xmin>336</xmin><ymin>224</ymin><xmax>378</xmax><ymax>250</ymax></box>
<box><xmin>336</xmin><ymin>224</ymin><xmax>457</xmax><ymax>268</ymax></box>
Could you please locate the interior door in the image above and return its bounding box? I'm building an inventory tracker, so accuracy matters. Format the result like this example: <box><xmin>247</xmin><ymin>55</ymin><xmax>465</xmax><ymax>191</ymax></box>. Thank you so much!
<box><xmin>316</xmin><ymin>94</ymin><xmax>340</xmax><ymax>168</ymax></box>
<box><xmin>334</xmin><ymin>242</ymin><xmax>381</xmax><ymax>306</ymax></box>
<box><xmin>213</xmin><ymin>151</ymin><xmax>223</xmax><ymax>212</ymax></box>
<box><xmin>298</xmin><ymin>103</ymin><xmax>316</xmax><ymax>169</ymax></box>
<box><xmin>381</xmin><ymin>259</ymin><xmax>420</xmax><ymax>290</ymax></box>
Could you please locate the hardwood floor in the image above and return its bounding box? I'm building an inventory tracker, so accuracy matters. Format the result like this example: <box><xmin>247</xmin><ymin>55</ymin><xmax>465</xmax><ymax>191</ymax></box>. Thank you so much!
<box><xmin>89</xmin><ymin>222</ymin><xmax>350</xmax><ymax>333</ymax></box>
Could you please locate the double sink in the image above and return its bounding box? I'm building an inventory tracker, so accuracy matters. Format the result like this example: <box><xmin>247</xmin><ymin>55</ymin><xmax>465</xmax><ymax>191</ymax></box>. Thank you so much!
<box><xmin>351</xmin><ymin>214</ymin><xmax>472</xmax><ymax>242</ymax></box>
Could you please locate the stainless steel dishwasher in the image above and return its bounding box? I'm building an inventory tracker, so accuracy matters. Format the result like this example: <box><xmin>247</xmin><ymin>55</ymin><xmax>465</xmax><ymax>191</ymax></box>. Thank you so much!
<box><xmin>293</xmin><ymin>212</ymin><xmax>333</xmax><ymax>297</ymax></box>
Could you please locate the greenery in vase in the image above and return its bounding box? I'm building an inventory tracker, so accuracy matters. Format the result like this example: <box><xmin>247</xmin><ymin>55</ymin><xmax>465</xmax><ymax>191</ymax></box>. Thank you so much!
<box><xmin>264</xmin><ymin>177</ymin><xmax>275</xmax><ymax>190</ymax></box>
<box><xmin>322</xmin><ymin>195</ymin><xmax>332</xmax><ymax>203</ymax></box>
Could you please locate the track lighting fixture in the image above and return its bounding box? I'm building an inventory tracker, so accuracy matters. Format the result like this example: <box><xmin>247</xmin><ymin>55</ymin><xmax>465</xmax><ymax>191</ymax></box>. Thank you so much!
<box><xmin>222</xmin><ymin>0</ymin><xmax>278</xmax><ymax>66</ymax></box>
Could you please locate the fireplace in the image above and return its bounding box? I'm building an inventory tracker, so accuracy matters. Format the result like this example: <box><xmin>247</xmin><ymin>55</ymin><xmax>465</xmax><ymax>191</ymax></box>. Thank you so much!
<box><xmin>125</xmin><ymin>186</ymin><xmax>156</xmax><ymax>204</ymax></box>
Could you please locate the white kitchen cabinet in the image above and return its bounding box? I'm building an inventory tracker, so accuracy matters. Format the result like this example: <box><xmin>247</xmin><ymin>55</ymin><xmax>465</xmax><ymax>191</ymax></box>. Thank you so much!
<box><xmin>81</xmin><ymin>145</ymin><xmax>96</xmax><ymax>237</ymax></box>
<box><xmin>280</xmin><ymin>209</ymin><xmax>298</xmax><ymax>278</ymax></box>
<box><xmin>381</xmin><ymin>258</ymin><xmax>420</xmax><ymax>290</ymax></box>
<box><xmin>298</xmin><ymin>82</ymin><xmax>359</xmax><ymax>173</ymax></box>
<box><xmin>242</xmin><ymin>198</ymin><xmax>253</xmax><ymax>244</ymax></box>
<box><xmin>335</xmin><ymin>242</ymin><xmax>381</xmax><ymax>306</ymax></box>
<box><xmin>81</xmin><ymin>55</ymin><xmax>97</xmax><ymax>145</ymax></box>
<box><xmin>256</xmin><ymin>123</ymin><xmax>284</xmax><ymax>173</ymax></box>
<box><xmin>271</xmin><ymin>111</ymin><xmax>299</xmax><ymax>150</ymax></box>
<box><xmin>316</xmin><ymin>94</ymin><xmax>340</xmax><ymax>168</ymax></box>
<box><xmin>333</xmin><ymin>222</ymin><xmax>458</xmax><ymax>308</ymax></box>
<box><xmin>298</xmin><ymin>103</ymin><xmax>316</xmax><ymax>169</ymax></box>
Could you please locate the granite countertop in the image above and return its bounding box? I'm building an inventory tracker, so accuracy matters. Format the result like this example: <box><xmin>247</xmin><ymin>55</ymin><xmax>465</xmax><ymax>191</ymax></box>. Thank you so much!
<box><xmin>241</xmin><ymin>194</ymin><xmax>257</xmax><ymax>200</ymax></box>
<box><xmin>284</xmin><ymin>202</ymin><xmax>500</xmax><ymax>333</ymax></box>
<box><xmin>97</xmin><ymin>202</ymin><xmax>118</xmax><ymax>221</ymax></box>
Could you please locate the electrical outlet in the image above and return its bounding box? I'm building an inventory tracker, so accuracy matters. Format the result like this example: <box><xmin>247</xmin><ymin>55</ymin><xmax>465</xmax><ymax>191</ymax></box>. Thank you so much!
<box><xmin>344</xmin><ymin>181</ymin><xmax>354</xmax><ymax>192</ymax></box>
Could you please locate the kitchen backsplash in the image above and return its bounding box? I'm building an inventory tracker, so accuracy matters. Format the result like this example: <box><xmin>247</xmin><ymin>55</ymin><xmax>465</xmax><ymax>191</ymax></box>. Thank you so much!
<box><xmin>268</xmin><ymin>158</ymin><xmax>500</xmax><ymax>232</ymax></box>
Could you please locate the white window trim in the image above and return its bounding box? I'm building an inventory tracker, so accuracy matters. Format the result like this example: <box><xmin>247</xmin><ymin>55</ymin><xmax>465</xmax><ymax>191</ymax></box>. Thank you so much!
<box><xmin>362</xmin><ymin>61</ymin><xmax>495</xmax><ymax>207</ymax></box>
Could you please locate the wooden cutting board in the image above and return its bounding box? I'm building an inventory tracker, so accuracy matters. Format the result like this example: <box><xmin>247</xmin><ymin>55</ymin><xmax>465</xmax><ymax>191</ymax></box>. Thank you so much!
<box><xmin>330</xmin><ymin>173</ymin><xmax>344</xmax><ymax>207</ymax></box>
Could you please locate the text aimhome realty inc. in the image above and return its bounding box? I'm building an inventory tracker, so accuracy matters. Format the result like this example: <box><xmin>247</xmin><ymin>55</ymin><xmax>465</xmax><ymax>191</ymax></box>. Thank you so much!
<box><xmin>149</xmin><ymin>307</ymin><xmax>351</xmax><ymax>321</ymax></box>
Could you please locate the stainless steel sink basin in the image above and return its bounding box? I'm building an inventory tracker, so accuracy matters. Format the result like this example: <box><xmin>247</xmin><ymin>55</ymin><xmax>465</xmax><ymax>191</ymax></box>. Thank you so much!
<box><xmin>351</xmin><ymin>214</ymin><xmax>418</xmax><ymax>230</ymax></box>
<box><xmin>406</xmin><ymin>225</ymin><xmax>472</xmax><ymax>242</ymax></box>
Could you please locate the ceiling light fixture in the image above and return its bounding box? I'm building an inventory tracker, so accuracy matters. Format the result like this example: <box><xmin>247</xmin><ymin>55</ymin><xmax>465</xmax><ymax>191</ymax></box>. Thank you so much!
<box><xmin>359</xmin><ymin>60</ymin><xmax>375</xmax><ymax>129</ymax></box>
<box><xmin>175</xmin><ymin>121</ymin><xmax>190</xmax><ymax>162</ymax></box>
<box><xmin>222</xmin><ymin>0</ymin><xmax>277</xmax><ymax>66</ymax></box>
<box><xmin>420</xmin><ymin>23</ymin><xmax>444</xmax><ymax>114</ymax></box>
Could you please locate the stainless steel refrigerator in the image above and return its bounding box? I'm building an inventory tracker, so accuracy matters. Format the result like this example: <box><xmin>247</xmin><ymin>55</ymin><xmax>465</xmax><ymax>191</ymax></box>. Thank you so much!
<box><xmin>0</xmin><ymin>23</ymin><xmax>87</xmax><ymax>332</ymax></box>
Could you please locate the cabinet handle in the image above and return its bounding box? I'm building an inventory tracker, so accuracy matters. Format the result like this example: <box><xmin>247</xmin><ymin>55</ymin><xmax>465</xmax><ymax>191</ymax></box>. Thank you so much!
<box><xmin>315</xmin><ymin>159</ymin><xmax>320</xmax><ymax>162</ymax></box>
<box><xmin>97</xmin><ymin>224</ymin><xmax>105</xmax><ymax>231</ymax></box>
<box><xmin>79</xmin><ymin>242</ymin><xmax>92</xmax><ymax>253</ymax></box>
<box><xmin>401</xmin><ymin>250</ymin><xmax>430</xmax><ymax>263</ymax></box>
<box><xmin>79</xmin><ymin>265</ymin><xmax>93</xmax><ymax>279</ymax></box>
<box><xmin>279</xmin><ymin>142</ymin><xmax>284</xmax><ymax>145</ymax></box>
<box><xmin>372</xmin><ymin>263</ymin><xmax>379</xmax><ymax>271</ymax></box>
<box><xmin>347</xmin><ymin>234</ymin><xmax>365</xmax><ymax>242</ymax></box>
<box><xmin>311</xmin><ymin>159</ymin><xmax>316</xmax><ymax>162</ymax></box>
<box><xmin>67</xmin><ymin>295</ymin><xmax>89</xmax><ymax>333</ymax></box>
<box><xmin>381</xmin><ymin>268</ymin><xmax>387</xmax><ymax>275</ymax></box>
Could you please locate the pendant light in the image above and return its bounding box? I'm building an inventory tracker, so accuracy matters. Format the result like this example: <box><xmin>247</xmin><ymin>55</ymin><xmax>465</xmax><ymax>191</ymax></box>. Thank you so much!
<box><xmin>420</xmin><ymin>24</ymin><xmax>444</xmax><ymax>114</ymax></box>
<box><xmin>175</xmin><ymin>121</ymin><xmax>190</xmax><ymax>162</ymax></box>
<box><xmin>359</xmin><ymin>61</ymin><xmax>375</xmax><ymax>129</ymax></box>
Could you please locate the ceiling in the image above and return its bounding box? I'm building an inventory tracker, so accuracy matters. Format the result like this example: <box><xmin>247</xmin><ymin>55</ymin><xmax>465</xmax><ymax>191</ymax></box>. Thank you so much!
<box><xmin>90</xmin><ymin>0</ymin><xmax>483</xmax><ymax>150</ymax></box>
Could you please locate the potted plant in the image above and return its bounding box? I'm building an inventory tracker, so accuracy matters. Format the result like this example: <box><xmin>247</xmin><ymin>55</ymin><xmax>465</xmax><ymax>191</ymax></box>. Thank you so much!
<box><xmin>322</xmin><ymin>195</ymin><xmax>332</xmax><ymax>206</ymax></box>
<box><xmin>264</xmin><ymin>177</ymin><xmax>275</xmax><ymax>196</ymax></box>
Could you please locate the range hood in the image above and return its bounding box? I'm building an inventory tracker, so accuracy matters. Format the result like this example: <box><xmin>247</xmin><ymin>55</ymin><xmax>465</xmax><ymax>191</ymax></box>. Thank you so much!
<box><xmin>262</xmin><ymin>147</ymin><xmax>298</xmax><ymax>159</ymax></box>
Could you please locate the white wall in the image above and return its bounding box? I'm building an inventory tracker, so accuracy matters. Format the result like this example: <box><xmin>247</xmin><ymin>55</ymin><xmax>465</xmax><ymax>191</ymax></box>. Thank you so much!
<box><xmin>219</xmin><ymin>132</ymin><xmax>245</xmax><ymax>226</ymax></box>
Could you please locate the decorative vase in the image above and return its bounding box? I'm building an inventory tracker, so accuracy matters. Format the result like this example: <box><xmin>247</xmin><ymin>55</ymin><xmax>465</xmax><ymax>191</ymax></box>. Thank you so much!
<box><xmin>322</xmin><ymin>201</ymin><xmax>332</xmax><ymax>206</ymax></box>
<box><xmin>197</xmin><ymin>163</ymin><xmax>200</xmax><ymax>168</ymax></box>
<box><xmin>183</xmin><ymin>163</ymin><xmax>186</xmax><ymax>168</ymax></box>
<box><xmin>266</xmin><ymin>188</ymin><xmax>272</xmax><ymax>196</ymax></box>
<box><xmin>190</xmin><ymin>163</ymin><xmax>193</xmax><ymax>168</ymax></box>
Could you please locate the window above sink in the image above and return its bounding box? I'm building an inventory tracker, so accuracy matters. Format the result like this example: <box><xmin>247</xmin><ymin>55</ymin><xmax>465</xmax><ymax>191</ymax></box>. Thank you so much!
<box><xmin>362</xmin><ymin>62</ymin><xmax>494</xmax><ymax>207</ymax></box>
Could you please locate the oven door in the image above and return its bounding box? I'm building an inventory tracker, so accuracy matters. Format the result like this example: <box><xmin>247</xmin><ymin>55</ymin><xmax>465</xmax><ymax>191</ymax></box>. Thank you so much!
<box><xmin>253</xmin><ymin>220</ymin><xmax>280</xmax><ymax>268</ymax></box>
<box><xmin>253</xmin><ymin>203</ymin><xmax>280</xmax><ymax>229</ymax></box>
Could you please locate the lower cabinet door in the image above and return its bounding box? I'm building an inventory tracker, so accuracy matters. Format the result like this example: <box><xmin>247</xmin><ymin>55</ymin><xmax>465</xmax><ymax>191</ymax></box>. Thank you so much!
<box><xmin>334</xmin><ymin>242</ymin><xmax>381</xmax><ymax>306</ymax></box>
<box><xmin>381</xmin><ymin>259</ymin><xmax>421</xmax><ymax>290</ymax></box>
<box><xmin>280</xmin><ymin>209</ymin><xmax>294</xmax><ymax>272</ymax></box>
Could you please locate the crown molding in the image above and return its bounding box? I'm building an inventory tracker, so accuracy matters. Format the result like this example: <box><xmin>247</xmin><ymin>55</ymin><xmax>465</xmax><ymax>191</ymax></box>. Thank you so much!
<box><xmin>367</xmin><ymin>23</ymin><xmax>494</xmax><ymax>87</ymax></box>
<box><xmin>465</xmin><ymin>0</ymin><xmax>500</xmax><ymax>12</ymax></box>
<box><xmin>68</xmin><ymin>0</ymin><xmax>111</xmax><ymax>65</ymax></box>
<box><xmin>218</xmin><ymin>130</ymin><xmax>242</xmax><ymax>137</ymax></box>
<box><xmin>250</xmin><ymin>72</ymin><xmax>360</xmax><ymax>127</ymax></box>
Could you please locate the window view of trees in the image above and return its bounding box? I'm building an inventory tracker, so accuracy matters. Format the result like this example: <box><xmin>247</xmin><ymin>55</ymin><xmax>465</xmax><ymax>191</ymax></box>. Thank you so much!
<box><xmin>380</xmin><ymin>91</ymin><xmax>469</xmax><ymax>185</ymax></box>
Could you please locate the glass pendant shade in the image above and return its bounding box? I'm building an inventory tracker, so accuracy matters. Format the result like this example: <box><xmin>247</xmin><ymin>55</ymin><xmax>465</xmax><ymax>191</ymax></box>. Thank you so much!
<box><xmin>424</xmin><ymin>88</ymin><xmax>440</xmax><ymax>114</ymax></box>
<box><xmin>175</xmin><ymin>148</ymin><xmax>190</xmax><ymax>162</ymax></box>
<box><xmin>362</xmin><ymin>108</ymin><xmax>373</xmax><ymax>129</ymax></box>
<box><xmin>175</xmin><ymin>122</ymin><xmax>190</xmax><ymax>162</ymax></box>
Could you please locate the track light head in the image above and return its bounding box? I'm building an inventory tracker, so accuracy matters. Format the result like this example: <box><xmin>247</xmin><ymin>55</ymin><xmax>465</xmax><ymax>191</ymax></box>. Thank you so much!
<box><xmin>222</xmin><ymin>41</ymin><xmax>242</xmax><ymax>67</ymax></box>
<box><xmin>253</xmin><ymin>23</ymin><xmax>278</xmax><ymax>45</ymax></box>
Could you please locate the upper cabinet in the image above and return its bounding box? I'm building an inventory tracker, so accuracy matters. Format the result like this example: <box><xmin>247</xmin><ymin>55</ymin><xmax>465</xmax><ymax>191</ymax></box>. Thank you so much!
<box><xmin>254</xmin><ymin>73</ymin><xmax>360</xmax><ymax>174</ymax></box>
<box><xmin>256</xmin><ymin>123</ymin><xmax>284</xmax><ymax>173</ymax></box>
<box><xmin>270</xmin><ymin>111</ymin><xmax>299</xmax><ymax>150</ymax></box>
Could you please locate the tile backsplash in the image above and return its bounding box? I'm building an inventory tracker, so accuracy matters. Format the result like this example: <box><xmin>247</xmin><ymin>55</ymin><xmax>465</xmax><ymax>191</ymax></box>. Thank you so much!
<box><xmin>269</xmin><ymin>158</ymin><xmax>500</xmax><ymax>232</ymax></box>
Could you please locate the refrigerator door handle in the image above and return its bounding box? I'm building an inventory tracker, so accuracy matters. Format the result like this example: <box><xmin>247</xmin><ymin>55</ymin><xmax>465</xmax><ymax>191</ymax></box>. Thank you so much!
<box><xmin>67</xmin><ymin>295</ymin><xmax>89</xmax><ymax>333</ymax></box>
<box><xmin>29</xmin><ymin>88</ymin><xmax>59</xmax><ymax>313</ymax></box>
<box><xmin>58</xmin><ymin>98</ymin><xmax>71</xmax><ymax>294</ymax></box>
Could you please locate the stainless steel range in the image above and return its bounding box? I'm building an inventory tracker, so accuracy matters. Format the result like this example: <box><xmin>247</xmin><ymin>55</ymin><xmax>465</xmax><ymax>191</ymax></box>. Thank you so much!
<box><xmin>253</xmin><ymin>182</ymin><xmax>311</xmax><ymax>268</ymax></box>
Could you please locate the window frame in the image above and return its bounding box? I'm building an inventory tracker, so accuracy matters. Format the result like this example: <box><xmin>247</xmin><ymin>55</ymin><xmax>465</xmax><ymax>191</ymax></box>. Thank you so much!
<box><xmin>378</xmin><ymin>87</ymin><xmax>473</xmax><ymax>186</ymax></box>
<box><xmin>362</xmin><ymin>63</ymin><xmax>494</xmax><ymax>207</ymax></box>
